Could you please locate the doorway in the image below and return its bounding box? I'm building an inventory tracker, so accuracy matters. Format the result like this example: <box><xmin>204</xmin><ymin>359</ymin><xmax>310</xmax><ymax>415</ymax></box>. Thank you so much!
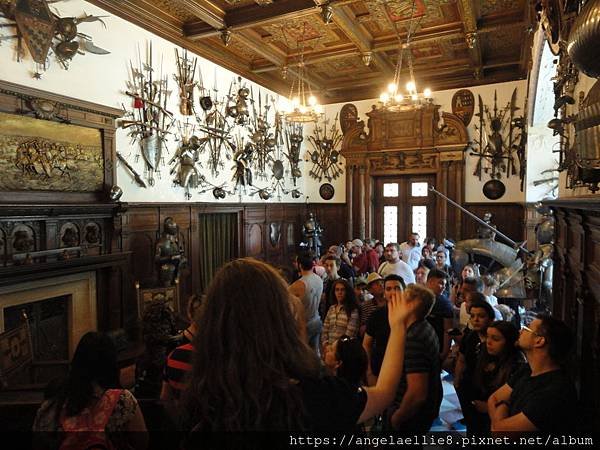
<box><xmin>374</xmin><ymin>175</ymin><xmax>436</xmax><ymax>244</ymax></box>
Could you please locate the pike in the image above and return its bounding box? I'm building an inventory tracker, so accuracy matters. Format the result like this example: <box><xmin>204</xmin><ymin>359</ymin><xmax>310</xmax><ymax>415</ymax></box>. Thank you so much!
<box><xmin>116</xmin><ymin>152</ymin><xmax>147</xmax><ymax>188</ymax></box>
<box><xmin>473</xmin><ymin>95</ymin><xmax>484</xmax><ymax>179</ymax></box>
<box><xmin>507</xmin><ymin>87</ymin><xmax>519</xmax><ymax>176</ymax></box>
<box><xmin>429</xmin><ymin>186</ymin><xmax>531</xmax><ymax>255</ymax></box>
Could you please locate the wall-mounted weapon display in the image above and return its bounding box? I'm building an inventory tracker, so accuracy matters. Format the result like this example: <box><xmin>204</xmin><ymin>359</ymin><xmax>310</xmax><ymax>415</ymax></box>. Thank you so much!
<box><xmin>225</xmin><ymin>76</ymin><xmax>251</xmax><ymax>126</ymax></box>
<box><xmin>173</xmin><ymin>48</ymin><xmax>196</xmax><ymax>116</ymax></box>
<box><xmin>282</xmin><ymin>120</ymin><xmax>303</xmax><ymax>186</ymax></box>
<box><xmin>230</xmin><ymin>134</ymin><xmax>253</xmax><ymax>195</ymax></box>
<box><xmin>468</xmin><ymin>89</ymin><xmax>526</xmax><ymax>191</ymax></box>
<box><xmin>193</xmin><ymin>69</ymin><xmax>236</xmax><ymax>178</ymax></box>
<box><xmin>169</xmin><ymin>120</ymin><xmax>201</xmax><ymax>199</ymax></box>
<box><xmin>120</xmin><ymin>42</ymin><xmax>174</xmax><ymax>186</ymax></box>
<box><xmin>246</xmin><ymin>90</ymin><xmax>277</xmax><ymax>180</ymax></box>
<box><xmin>116</xmin><ymin>151</ymin><xmax>146</xmax><ymax>188</ymax></box>
<box><xmin>0</xmin><ymin>0</ymin><xmax>109</xmax><ymax>77</ymax></box>
<box><xmin>306</xmin><ymin>114</ymin><xmax>343</xmax><ymax>182</ymax></box>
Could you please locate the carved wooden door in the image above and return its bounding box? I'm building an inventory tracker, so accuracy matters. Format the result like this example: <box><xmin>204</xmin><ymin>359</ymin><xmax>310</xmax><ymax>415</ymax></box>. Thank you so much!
<box><xmin>374</xmin><ymin>175</ymin><xmax>436</xmax><ymax>245</ymax></box>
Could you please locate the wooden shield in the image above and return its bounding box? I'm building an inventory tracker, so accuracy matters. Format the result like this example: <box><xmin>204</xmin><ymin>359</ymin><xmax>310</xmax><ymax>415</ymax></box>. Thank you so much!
<box><xmin>15</xmin><ymin>0</ymin><xmax>56</xmax><ymax>64</ymax></box>
<box><xmin>452</xmin><ymin>89</ymin><xmax>475</xmax><ymax>126</ymax></box>
<box><xmin>340</xmin><ymin>103</ymin><xmax>359</xmax><ymax>135</ymax></box>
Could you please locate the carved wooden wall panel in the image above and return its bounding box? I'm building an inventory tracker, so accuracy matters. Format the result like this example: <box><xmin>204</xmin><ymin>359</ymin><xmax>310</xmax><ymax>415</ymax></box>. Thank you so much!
<box><xmin>0</xmin><ymin>204</ymin><xmax>129</xmax><ymax>333</ymax></box>
<box><xmin>547</xmin><ymin>199</ymin><xmax>600</xmax><ymax>430</ymax></box>
<box><xmin>121</xmin><ymin>202</ymin><xmax>347</xmax><ymax>309</ymax></box>
<box><xmin>342</xmin><ymin>107</ymin><xmax>468</xmax><ymax>241</ymax></box>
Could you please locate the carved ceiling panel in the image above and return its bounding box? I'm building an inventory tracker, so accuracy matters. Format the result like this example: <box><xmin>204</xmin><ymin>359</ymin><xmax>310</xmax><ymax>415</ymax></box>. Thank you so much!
<box><xmin>149</xmin><ymin>0</ymin><xmax>199</xmax><ymax>22</ymax></box>
<box><xmin>312</xmin><ymin>55</ymin><xmax>375</xmax><ymax>79</ymax></box>
<box><xmin>259</xmin><ymin>16</ymin><xmax>344</xmax><ymax>53</ymax></box>
<box><xmin>222</xmin><ymin>38</ymin><xmax>264</xmax><ymax>63</ymax></box>
<box><xmin>480</xmin><ymin>0</ymin><xmax>525</xmax><ymax>16</ymax></box>
<box><xmin>86</xmin><ymin>0</ymin><xmax>534</xmax><ymax>103</ymax></box>
<box><xmin>210</xmin><ymin>0</ymin><xmax>257</xmax><ymax>12</ymax></box>
<box><xmin>353</xmin><ymin>0</ymin><xmax>456</xmax><ymax>36</ymax></box>
<box><xmin>481</xmin><ymin>24</ymin><xmax>525</xmax><ymax>58</ymax></box>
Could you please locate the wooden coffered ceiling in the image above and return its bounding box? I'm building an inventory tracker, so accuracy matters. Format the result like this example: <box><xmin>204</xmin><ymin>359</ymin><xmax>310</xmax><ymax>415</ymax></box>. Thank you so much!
<box><xmin>86</xmin><ymin>0</ymin><xmax>535</xmax><ymax>104</ymax></box>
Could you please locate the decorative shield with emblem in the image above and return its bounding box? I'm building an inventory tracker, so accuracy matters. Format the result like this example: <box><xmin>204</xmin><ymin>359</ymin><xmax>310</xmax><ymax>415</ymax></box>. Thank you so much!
<box><xmin>451</xmin><ymin>89</ymin><xmax>475</xmax><ymax>126</ymax></box>
<box><xmin>15</xmin><ymin>0</ymin><xmax>56</xmax><ymax>64</ymax></box>
<box><xmin>269</xmin><ymin>222</ymin><xmax>281</xmax><ymax>248</ymax></box>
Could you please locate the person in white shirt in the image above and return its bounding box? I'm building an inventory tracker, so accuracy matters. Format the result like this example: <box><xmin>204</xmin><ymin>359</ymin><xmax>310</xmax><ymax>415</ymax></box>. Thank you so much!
<box><xmin>378</xmin><ymin>242</ymin><xmax>416</xmax><ymax>285</ymax></box>
<box><xmin>399</xmin><ymin>232</ymin><xmax>422</xmax><ymax>271</ymax></box>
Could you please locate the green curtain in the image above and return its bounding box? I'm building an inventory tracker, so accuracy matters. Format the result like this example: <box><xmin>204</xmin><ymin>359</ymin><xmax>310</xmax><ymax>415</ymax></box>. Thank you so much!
<box><xmin>199</xmin><ymin>213</ymin><xmax>238</xmax><ymax>292</ymax></box>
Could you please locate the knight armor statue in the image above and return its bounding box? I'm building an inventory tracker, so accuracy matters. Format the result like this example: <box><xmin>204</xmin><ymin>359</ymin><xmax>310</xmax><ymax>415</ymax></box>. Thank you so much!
<box><xmin>527</xmin><ymin>203</ymin><xmax>555</xmax><ymax>311</ymax></box>
<box><xmin>155</xmin><ymin>217</ymin><xmax>187</xmax><ymax>287</ymax></box>
<box><xmin>477</xmin><ymin>212</ymin><xmax>497</xmax><ymax>240</ymax></box>
<box><xmin>302</xmin><ymin>212</ymin><xmax>323</xmax><ymax>258</ymax></box>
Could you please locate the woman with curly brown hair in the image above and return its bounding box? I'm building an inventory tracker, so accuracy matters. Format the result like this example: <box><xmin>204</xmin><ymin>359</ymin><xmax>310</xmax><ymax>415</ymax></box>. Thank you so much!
<box><xmin>321</xmin><ymin>279</ymin><xmax>360</xmax><ymax>355</ymax></box>
<box><xmin>181</xmin><ymin>257</ymin><xmax>415</xmax><ymax>436</ymax></box>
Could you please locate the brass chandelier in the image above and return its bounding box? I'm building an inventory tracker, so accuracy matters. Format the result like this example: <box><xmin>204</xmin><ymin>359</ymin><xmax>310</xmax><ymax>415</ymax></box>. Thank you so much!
<box><xmin>379</xmin><ymin>0</ymin><xmax>433</xmax><ymax>111</ymax></box>
<box><xmin>281</xmin><ymin>23</ymin><xmax>323</xmax><ymax>123</ymax></box>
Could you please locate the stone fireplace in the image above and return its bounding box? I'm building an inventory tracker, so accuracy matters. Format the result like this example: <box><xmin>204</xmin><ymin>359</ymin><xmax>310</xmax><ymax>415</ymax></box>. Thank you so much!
<box><xmin>0</xmin><ymin>272</ymin><xmax>97</xmax><ymax>359</ymax></box>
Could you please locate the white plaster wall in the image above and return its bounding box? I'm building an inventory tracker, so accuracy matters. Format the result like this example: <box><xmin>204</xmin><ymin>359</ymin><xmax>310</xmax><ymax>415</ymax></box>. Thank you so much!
<box><xmin>525</xmin><ymin>36</ymin><xmax>560</xmax><ymax>203</ymax></box>
<box><xmin>321</xmin><ymin>79</ymin><xmax>528</xmax><ymax>203</ymax></box>
<box><xmin>0</xmin><ymin>0</ymin><xmax>327</xmax><ymax>203</ymax></box>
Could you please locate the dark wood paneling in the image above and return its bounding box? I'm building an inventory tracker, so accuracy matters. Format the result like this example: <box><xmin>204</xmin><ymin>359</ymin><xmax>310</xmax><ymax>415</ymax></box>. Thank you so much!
<box><xmin>121</xmin><ymin>202</ymin><xmax>347</xmax><ymax>309</ymax></box>
<box><xmin>461</xmin><ymin>203</ymin><xmax>524</xmax><ymax>243</ymax></box>
<box><xmin>546</xmin><ymin>199</ymin><xmax>600</xmax><ymax>431</ymax></box>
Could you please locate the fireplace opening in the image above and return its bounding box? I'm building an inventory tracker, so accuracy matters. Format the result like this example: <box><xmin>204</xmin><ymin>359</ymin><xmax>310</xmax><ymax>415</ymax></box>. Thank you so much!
<box><xmin>4</xmin><ymin>295</ymin><xmax>70</xmax><ymax>362</ymax></box>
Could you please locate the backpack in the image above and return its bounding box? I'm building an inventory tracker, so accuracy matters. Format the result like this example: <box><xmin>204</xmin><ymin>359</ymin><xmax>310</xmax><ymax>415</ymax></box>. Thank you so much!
<box><xmin>59</xmin><ymin>389</ymin><xmax>122</xmax><ymax>450</ymax></box>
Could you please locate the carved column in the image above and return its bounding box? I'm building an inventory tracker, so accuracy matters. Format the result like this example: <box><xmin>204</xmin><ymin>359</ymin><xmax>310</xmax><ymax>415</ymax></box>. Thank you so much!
<box><xmin>346</xmin><ymin>165</ymin><xmax>354</xmax><ymax>240</ymax></box>
<box><xmin>358</xmin><ymin>165</ymin><xmax>367</xmax><ymax>239</ymax></box>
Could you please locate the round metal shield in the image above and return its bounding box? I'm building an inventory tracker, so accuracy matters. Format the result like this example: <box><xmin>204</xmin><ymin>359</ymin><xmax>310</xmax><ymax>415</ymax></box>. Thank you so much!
<box><xmin>319</xmin><ymin>183</ymin><xmax>335</xmax><ymax>200</ymax></box>
<box><xmin>199</xmin><ymin>96</ymin><xmax>213</xmax><ymax>111</ymax></box>
<box><xmin>482</xmin><ymin>179</ymin><xmax>506</xmax><ymax>200</ymax></box>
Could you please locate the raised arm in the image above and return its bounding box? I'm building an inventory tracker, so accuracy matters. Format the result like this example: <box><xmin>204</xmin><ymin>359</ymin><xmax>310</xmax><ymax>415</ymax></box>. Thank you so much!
<box><xmin>358</xmin><ymin>292</ymin><xmax>415</xmax><ymax>424</ymax></box>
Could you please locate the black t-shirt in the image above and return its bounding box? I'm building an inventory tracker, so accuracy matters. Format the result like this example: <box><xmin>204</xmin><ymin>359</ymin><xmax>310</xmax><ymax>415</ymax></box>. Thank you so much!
<box><xmin>458</xmin><ymin>329</ymin><xmax>483</xmax><ymax>399</ymax></box>
<box><xmin>299</xmin><ymin>376</ymin><xmax>367</xmax><ymax>431</ymax></box>
<box><xmin>365</xmin><ymin>306</ymin><xmax>390</xmax><ymax>376</ymax></box>
<box><xmin>389</xmin><ymin>320</ymin><xmax>442</xmax><ymax>432</ymax></box>
<box><xmin>427</xmin><ymin>293</ymin><xmax>453</xmax><ymax>350</ymax></box>
<box><xmin>508</xmin><ymin>366</ymin><xmax>578</xmax><ymax>432</ymax></box>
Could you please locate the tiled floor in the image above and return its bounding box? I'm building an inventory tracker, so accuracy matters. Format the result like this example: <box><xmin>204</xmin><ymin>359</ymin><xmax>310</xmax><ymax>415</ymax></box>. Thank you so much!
<box><xmin>430</xmin><ymin>371</ymin><xmax>466</xmax><ymax>433</ymax></box>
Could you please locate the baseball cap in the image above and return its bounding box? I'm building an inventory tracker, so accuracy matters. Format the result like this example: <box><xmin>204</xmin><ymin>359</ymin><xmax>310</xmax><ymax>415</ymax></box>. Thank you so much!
<box><xmin>366</xmin><ymin>272</ymin><xmax>383</xmax><ymax>285</ymax></box>
<box><xmin>352</xmin><ymin>238</ymin><xmax>364</xmax><ymax>248</ymax></box>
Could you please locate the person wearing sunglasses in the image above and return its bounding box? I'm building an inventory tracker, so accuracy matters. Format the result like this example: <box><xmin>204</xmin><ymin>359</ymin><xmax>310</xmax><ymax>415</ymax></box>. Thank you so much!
<box><xmin>487</xmin><ymin>315</ymin><xmax>579</xmax><ymax>432</ymax></box>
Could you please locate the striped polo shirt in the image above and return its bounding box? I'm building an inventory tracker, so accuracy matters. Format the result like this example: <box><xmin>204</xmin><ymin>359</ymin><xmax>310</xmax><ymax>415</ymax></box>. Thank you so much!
<box><xmin>163</xmin><ymin>343</ymin><xmax>194</xmax><ymax>398</ymax></box>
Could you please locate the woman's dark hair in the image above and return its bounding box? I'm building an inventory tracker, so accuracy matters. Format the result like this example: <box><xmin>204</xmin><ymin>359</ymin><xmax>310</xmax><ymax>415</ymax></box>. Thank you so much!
<box><xmin>474</xmin><ymin>321</ymin><xmax>522</xmax><ymax>394</ymax></box>
<box><xmin>328</xmin><ymin>279</ymin><xmax>358</xmax><ymax>319</ymax></box>
<box><xmin>335</xmin><ymin>336</ymin><xmax>367</xmax><ymax>387</ymax></box>
<box><xmin>58</xmin><ymin>332</ymin><xmax>121</xmax><ymax>417</ymax></box>
<box><xmin>183</xmin><ymin>257</ymin><xmax>321</xmax><ymax>431</ymax></box>
<box><xmin>187</xmin><ymin>294</ymin><xmax>204</xmax><ymax>320</ymax></box>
